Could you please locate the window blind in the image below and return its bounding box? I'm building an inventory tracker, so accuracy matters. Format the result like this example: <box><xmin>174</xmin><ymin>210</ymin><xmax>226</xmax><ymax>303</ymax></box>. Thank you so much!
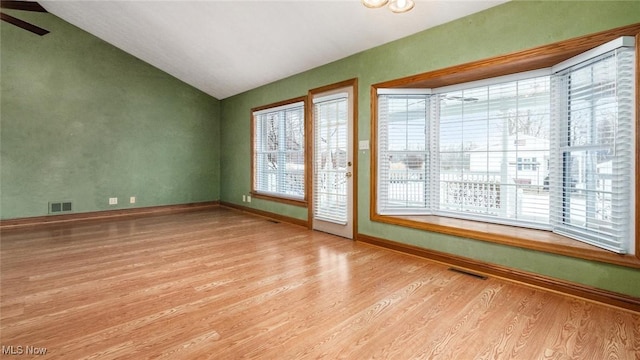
<box><xmin>253</xmin><ymin>101</ymin><xmax>305</xmax><ymax>200</ymax></box>
<box><xmin>549</xmin><ymin>42</ymin><xmax>635</xmax><ymax>254</ymax></box>
<box><xmin>435</xmin><ymin>75</ymin><xmax>552</xmax><ymax>228</ymax></box>
<box><xmin>377</xmin><ymin>92</ymin><xmax>431</xmax><ymax>214</ymax></box>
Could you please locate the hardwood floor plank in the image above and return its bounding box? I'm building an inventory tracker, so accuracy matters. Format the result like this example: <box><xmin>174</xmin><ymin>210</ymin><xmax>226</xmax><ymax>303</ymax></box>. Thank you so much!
<box><xmin>1</xmin><ymin>207</ymin><xmax>638</xmax><ymax>359</ymax></box>
<box><xmin>473</xmin><ymin>289</ymin><xmax>549</xmax><ymax>359</ymax></box>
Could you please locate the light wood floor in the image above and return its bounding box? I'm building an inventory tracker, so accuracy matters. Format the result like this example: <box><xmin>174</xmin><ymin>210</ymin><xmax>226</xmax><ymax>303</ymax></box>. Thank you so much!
<box><xmin>1</xmin><ymin>207</ymin><xmax>638</xmax><ymax>359</ymax></box>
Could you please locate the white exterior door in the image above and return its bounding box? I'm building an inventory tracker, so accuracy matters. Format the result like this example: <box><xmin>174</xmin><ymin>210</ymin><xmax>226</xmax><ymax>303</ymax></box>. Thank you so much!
<box><xmin>312</xmin><ymin>86</ymin><xmax>354</xmax><ymax>239</ymax></box>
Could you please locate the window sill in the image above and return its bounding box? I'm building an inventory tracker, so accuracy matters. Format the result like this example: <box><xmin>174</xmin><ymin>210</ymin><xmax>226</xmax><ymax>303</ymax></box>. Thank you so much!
<box><xmin>371</xmin><ymin>213</ymin><xmax>640</xmax><ymax>269</ymax></box>
<box><xmin>250</xmin><ymin>192</ymin><xmax>307</xmax><ymax>207</ymax></box>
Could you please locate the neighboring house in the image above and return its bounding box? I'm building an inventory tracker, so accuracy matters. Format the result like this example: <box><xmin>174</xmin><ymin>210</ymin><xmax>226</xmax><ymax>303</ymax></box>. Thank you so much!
<box><xmin>469</xmin><ymin>134</ymin><xmax>549</xmax><ymax>187</ymax></box>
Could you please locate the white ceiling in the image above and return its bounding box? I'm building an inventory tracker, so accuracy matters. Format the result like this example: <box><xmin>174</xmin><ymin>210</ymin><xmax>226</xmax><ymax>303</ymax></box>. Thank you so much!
<box><xmin>40</xmin><ymin>0</ymin><xmax>508</xmax><ymax>99</ymax></box>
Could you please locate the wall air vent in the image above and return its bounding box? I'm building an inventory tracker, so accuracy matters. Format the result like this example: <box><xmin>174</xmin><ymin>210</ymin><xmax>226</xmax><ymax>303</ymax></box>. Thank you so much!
<box><xmin>49</xmin><ymin>201</ymin><xmax>73</xmax><ymax>214</ymax></box>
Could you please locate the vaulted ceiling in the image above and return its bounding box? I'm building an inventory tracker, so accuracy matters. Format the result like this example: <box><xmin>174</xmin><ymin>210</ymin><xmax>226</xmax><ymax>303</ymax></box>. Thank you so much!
<box><xmin>40</xmin><ymin>1</ymin><xmax>508</xmax><ymax>99</ymax></box>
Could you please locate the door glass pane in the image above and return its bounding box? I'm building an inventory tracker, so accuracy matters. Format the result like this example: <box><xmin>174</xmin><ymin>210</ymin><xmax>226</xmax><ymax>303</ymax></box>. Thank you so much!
<box><xmin>314</xmin><ymin>95</ymin><xmax>348</xmax><ymax>224</ymax></box>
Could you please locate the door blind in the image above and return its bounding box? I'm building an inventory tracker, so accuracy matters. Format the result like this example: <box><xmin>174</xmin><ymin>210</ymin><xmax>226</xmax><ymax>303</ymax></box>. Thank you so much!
<box><xmin>314</xmin><ymin>94</ymin><xmax>349</xmax><ymax>224</ymax></box>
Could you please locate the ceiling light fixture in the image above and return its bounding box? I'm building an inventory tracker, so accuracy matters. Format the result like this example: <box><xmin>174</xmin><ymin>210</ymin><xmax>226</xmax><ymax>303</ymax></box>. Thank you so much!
<box><xmin>362</xmin><ymin>0</ymin><xmax>415</xmax><ymax>13</ymax></box>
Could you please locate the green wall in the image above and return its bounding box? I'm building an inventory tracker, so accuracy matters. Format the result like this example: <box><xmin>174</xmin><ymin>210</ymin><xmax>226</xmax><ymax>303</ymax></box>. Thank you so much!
<box><xmin>220</xmin><ymin>1</ymin><xmax>640</xmax><ymax>297</ymax></box>
<box><xmin>1</xmin><ymin>10</ymin><xmax>220</xmax><ymax>219</ymax></box>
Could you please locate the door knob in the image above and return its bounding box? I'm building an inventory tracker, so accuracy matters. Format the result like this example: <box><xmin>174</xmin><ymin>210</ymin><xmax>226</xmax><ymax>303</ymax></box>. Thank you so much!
<box><xmin>346</xmin><ymin>172</ymin><xmax>352</xmax><ymax>178</ymax></box>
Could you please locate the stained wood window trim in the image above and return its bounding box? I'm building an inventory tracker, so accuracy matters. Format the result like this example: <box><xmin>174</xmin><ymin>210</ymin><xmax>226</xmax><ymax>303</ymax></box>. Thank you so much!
<box><xmin>369</xmin><ymin>24</ymin><xmax>640</xmax><ymax>269</ymax></box>
<box><xmin>251</xmin><ymin>96</ymin><xmax>309</xmax><ymax>207</ymax></box>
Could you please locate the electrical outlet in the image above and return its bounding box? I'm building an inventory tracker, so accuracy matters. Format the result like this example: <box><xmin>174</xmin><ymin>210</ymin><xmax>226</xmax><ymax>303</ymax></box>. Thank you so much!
<box><xmin>130</xmin><ymin>196</ymin><xmax>136</xmax><ymax>204</ymax></box>
<box><xmin>109</xmin><ymin>197</ymin><xmax>118</xmax><ymax>205</ymax></box>
<box><xmin>242</xmin><ymin>195</ymin><xmax>246</xmax><ymax>202</ymax></box>
<box><xmin>247</xmin><ymin>195</ymin><xmax>251</xmax><ymax>203</ymax></box>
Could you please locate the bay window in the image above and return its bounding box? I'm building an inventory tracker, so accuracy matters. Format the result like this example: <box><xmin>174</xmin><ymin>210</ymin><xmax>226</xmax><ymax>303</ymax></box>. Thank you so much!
<box><xmin>375</xmin><ymin>37</ymin><xmax>635</xmax><ymax>254</ymax></box>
